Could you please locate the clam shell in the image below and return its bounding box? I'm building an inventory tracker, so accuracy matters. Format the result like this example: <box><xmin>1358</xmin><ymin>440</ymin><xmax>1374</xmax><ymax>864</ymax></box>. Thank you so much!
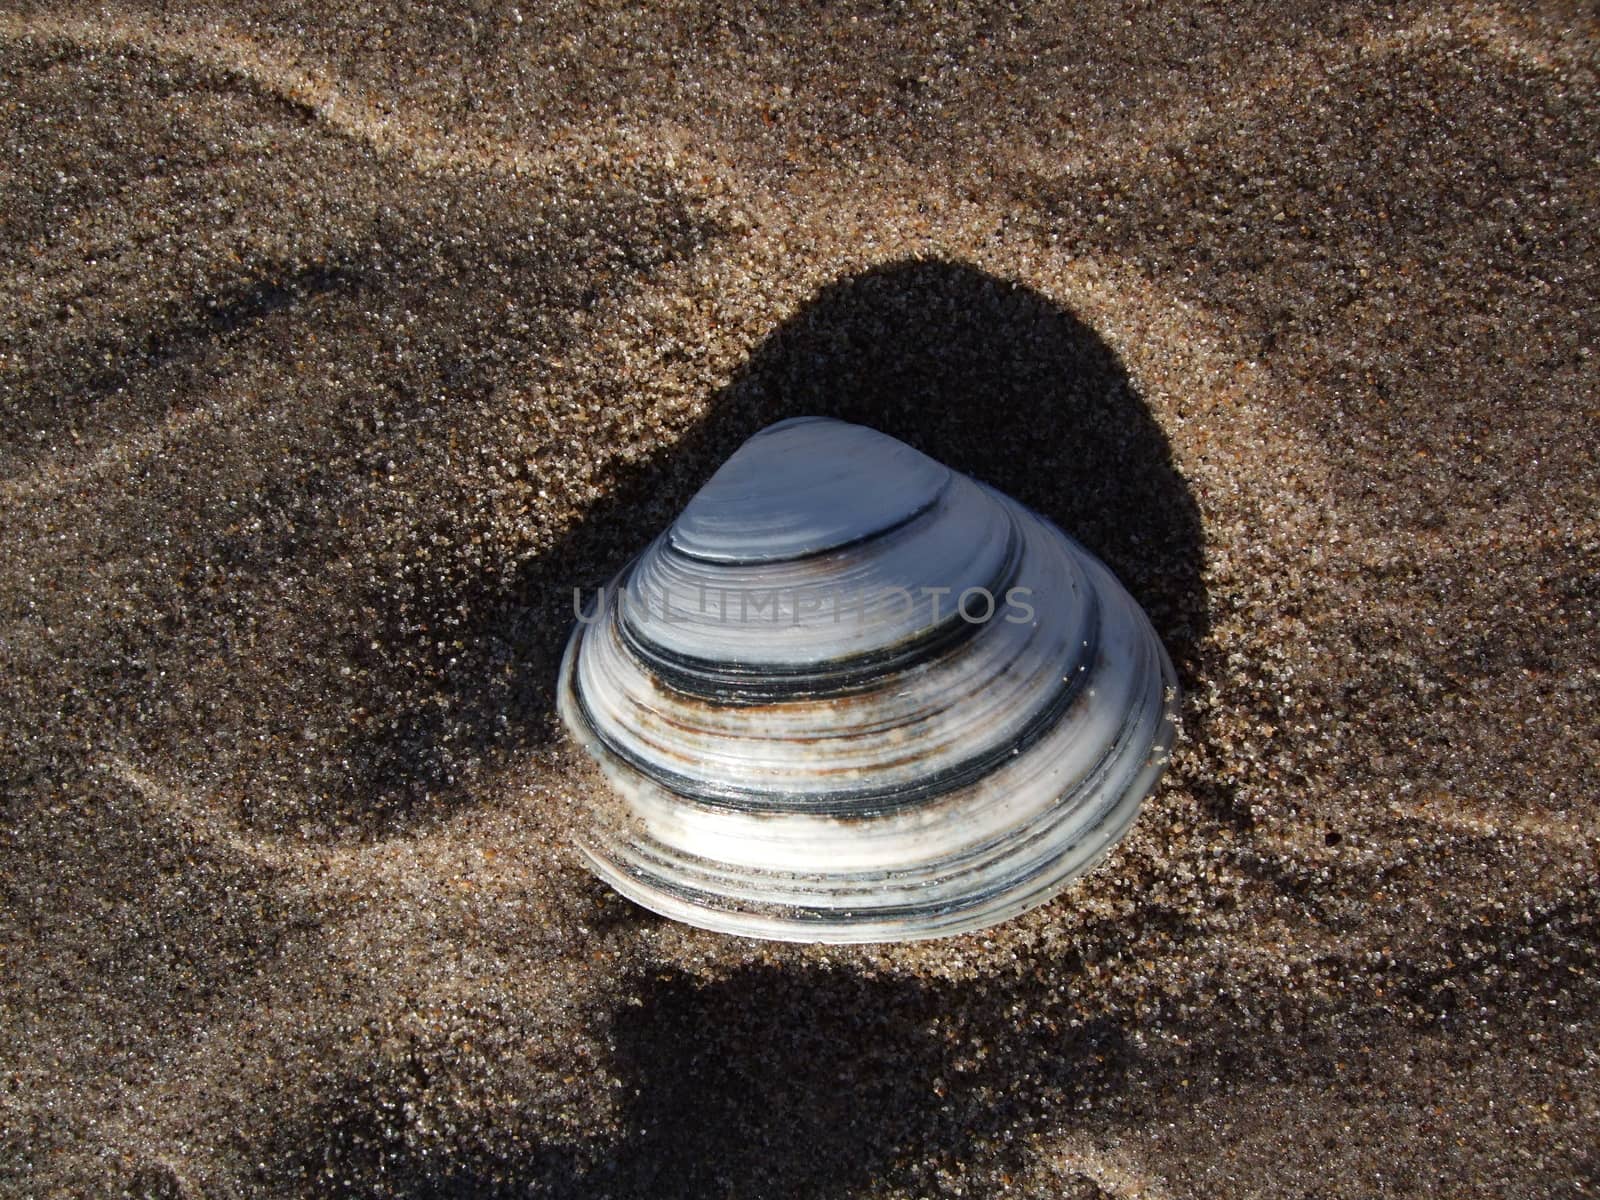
<box><xmin>558</xmin><ymin>417</ymin><xmax>1179</xmax><ymax>942</ymax></box>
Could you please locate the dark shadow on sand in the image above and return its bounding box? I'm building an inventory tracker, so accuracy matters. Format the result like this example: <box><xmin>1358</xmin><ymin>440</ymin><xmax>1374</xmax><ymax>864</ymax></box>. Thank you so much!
<box><xmin>586</xmin><ymin>961</ymin><xmax>1133</xmax><ymax>1199</ymax></box>
<box><xmin>261</xmin><ymin>884</ymin><xmax>1600</xmax><ymax>1197</ymax></box>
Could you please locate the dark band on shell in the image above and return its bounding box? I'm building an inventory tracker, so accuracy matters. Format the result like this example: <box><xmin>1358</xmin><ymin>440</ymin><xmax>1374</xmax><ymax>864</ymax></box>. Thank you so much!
<box><xmin>558</xmin><ymin>417</ymin><xmax>1179</xmax><ymax>942</ymax></box>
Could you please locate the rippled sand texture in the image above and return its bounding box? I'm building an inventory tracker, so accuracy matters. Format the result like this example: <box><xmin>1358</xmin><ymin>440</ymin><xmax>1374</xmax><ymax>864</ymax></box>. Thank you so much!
<box><xmin>1</xmin><ymin>2</ymin><xmax>1596</xmax><ymax>1196</ymax></box>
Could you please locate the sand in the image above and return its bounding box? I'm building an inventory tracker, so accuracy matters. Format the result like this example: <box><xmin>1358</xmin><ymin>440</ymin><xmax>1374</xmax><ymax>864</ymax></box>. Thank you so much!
<box><xmin>0</xmin><ymin>1</ymin><xmax>1595</xmax><ymax>1196</ymax></box>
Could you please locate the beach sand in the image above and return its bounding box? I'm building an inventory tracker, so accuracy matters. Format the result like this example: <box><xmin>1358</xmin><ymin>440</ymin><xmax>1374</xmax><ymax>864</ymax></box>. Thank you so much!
<box><xmin>1</xmin><ymin>1</ymin><xmax>1596</xmax><ymax>1195</ymax></box>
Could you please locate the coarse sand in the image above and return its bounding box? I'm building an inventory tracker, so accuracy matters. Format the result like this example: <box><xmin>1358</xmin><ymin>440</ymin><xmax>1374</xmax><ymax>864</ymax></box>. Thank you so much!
<box><xmin>0</xmin><ymin>2</ymin><xmax>1596</xmax><ymax>1196</ymax></box>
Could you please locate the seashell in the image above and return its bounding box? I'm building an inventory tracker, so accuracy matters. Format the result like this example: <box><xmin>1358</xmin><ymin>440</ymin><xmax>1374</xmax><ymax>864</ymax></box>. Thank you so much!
<box><xmin>558</xmin><ymin>417</ymin><xmax>1179</xmax><ymax>942</ymax></box>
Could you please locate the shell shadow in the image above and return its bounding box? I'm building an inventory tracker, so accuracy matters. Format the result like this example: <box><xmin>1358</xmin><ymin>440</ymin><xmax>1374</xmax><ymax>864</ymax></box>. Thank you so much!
<box><xmin>589</xmin><ymin>961</ymin><xmax>1132</xmax><ymax>1199</ymax></box>
<box><xmin>255</xmin><ymin>889</ymin><xmax>1600</xmax><ymax>1196</ymax></box>
<box><xmin>339</xmin><ymin>257</ymin><xmax>1207</xmax><ymax>831</ymax></box>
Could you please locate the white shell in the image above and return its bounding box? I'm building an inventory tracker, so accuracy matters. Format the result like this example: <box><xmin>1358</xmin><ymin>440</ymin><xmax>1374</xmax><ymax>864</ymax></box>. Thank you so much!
<box><xmin>558</xmin><ymin>417</ymin><xmax>1179</xmax><ymax>942</ymax></box>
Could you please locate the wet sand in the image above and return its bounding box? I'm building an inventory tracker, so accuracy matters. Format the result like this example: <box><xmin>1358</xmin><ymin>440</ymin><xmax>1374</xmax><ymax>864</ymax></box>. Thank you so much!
<box><xmin>1</xmin><ymin>2</ymin><xmax>1596</xmax><ymax>1196</ymax></box>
